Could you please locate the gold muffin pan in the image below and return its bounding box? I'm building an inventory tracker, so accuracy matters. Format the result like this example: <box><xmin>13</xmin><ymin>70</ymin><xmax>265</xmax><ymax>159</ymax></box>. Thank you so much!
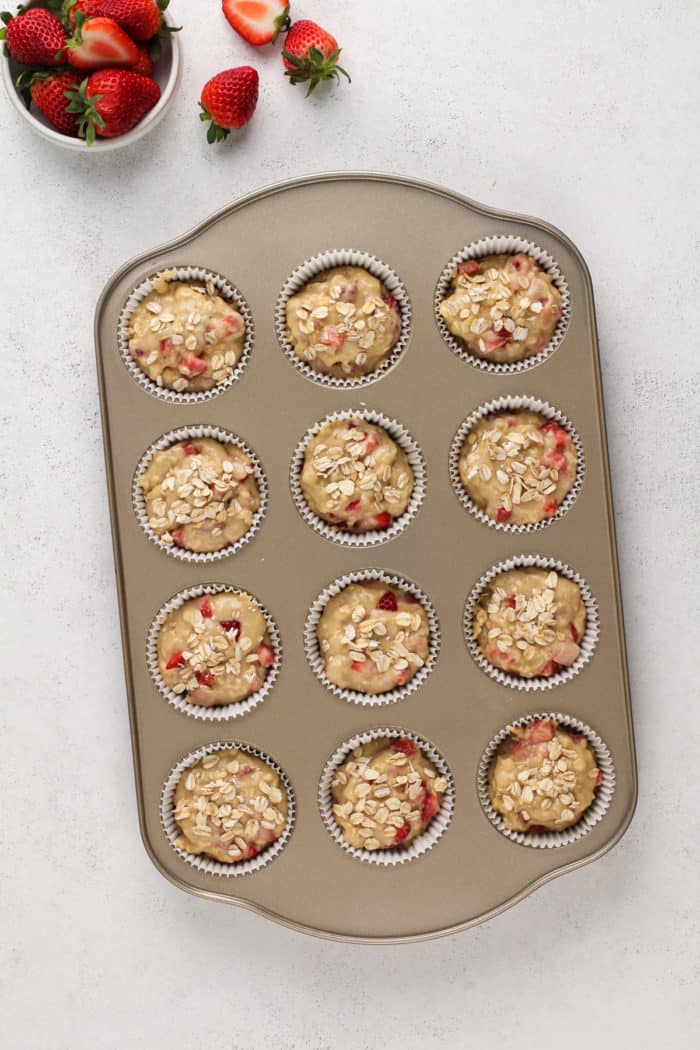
<box><xmin>95</xmin><ymin>173</ymin><xmax>636</xmax><ymax>943</ymax></box>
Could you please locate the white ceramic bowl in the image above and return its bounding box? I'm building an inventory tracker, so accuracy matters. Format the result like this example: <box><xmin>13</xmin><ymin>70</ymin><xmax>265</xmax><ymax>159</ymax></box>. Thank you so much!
<box><xmin>1</xmin><ymin>9</ymin><xmax>182</xmax><ymax>152</ymax></box>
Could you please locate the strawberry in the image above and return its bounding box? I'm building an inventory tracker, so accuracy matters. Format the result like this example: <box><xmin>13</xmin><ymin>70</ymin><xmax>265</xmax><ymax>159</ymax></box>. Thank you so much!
<box><xmin>282</xmin><ymin>19</ymin><xmax>350</xmax><ymax>95</ymax></box>
<box><xmin>195</xmin><ymin>669</ymin><xmax>215</xmax><ymax>686</ymax></box>
<box><xmin>505</xmin><ymin>594</ymin><xmax>516</xmax><ymax>609</ymax></box>
<box><xmin>539</xmin><ymin>660</ymin><xmax>560</xmax><ymax>677</ymax></box>
<box><xmin>128</xmin><ymin>44</ymin><xmax>153</xmax><ymax>76</ymax></box>
<box><xmin>199</xmin><ymin>66</ymin><xmax>258</xmax><ymax>143</ymax></box>
<box><xmin>319</xmin><ymin>325</ymin><xmax>345</xmax><ymax>348</ymax></box>
<box><xmin>21</xmin><ymin>70</ymin><xmax>83</xmax><ymax>137</ymax></box>
<box><xmin>394</xmin><ymin>669</ymin><xmax>408</xmax><ymax>686</ymax></box>
<box><xmin>171</xmin><ymin>528</ymin><xmax>185</xmax><ymax>546</ymax></box>
<box><xmin>542</xmin><ymin>498</ymin><xmax>558</xmax><ymax>517</ymax></box>
<box><xmin>421</xmin><ymin>792</ymin><xmax>439</xmax><ymax>824</ymax></box>
<box><xmin>65</xmin><ymin>16</ymin><xmax>141</xmax><ymax>71</ymax></box>
<box><xmin>382</xmin><ymin>294</ymin><xmax>399</xmax><ymax>314</ymax></box>
<box><xmin>182</xmin><ymin>441</ymin><xmax>198</xmax><ymax>455</ymax></box>
<box><xmin>220</xmin><ymin>619</ymin><xmax>241</xmax><ymax>637</ymax></box>
<box><xmin>495</xmin><ymin>506</ymin><xmax>512</xmax><ymax>524</ymax></box>
<box><xmin>65</xmin><ymin>69</ymin><xmax>160</xmax><ymax>142</ymax></box>
<box><xmin>540</xmin><ymin>421</ymin><xmax>570</xmax><ymax>448</ymax></box>
<box><xmin>393</xmin><ymin>822</ymin><xmax>411</xmax><ymax>846</ymax></box>
<box><xmin>480</xmin><ymin>328</ymin><xmax>511</xmax><ymax>352</ymax></box>
<box><xmin>525</xmin><ymin>720</ymin><xmax>555</xmax><ymax>745</ymax></box>
<box><xmin>165</xmin><ymin>651</ymin><xmax>186</xmax><ymax>670</ymax></box>
<box><xmin>64</xmin><ymin>0</ymin><xmax>169</xmax><ymax>42</ymax></box>
<box><xmin>199</xmin><ymin>598</ymin><xmax>213</xmax><ymax>618</ymax></box>
<box><xmin>1</xmin><ymin>8</ymin><xmax>66</xmax><ymax>66</ymax></box>
<box><xmin>351</xmin><ymin>658</ymin><xmax>373</xmax><ymax>674</ymax></box>
<box><xmin>391</xmin><ymin>738</ymin><xmax>417</xmax><ymax>756</ymax></box>
<box><xmin>376</xmin><ymin>590</ymin><xmax>398</xmax><ymax>612</ymax></box>
<box><xmin>366</xmin><ymin>511</ymin><xmax>392</xmax><ymax>530</ymax></box>
<box><xmin>245</xmin><ymin>843</ymin><xmax>258</xmax><ymax>859</ymax></box>
<box><xmin>570</xmin><ymin>622</ymin><xmax>579</xmax><ymax>642</ymax></box>
<box><xmin>222</xmin><ymin>0</ymin><xmax>290</xmax><ymax>46</ymax></box>
<box><xmin>458</xmin><ymin>259</ymin><xmax>481</xmax><ymax>276</ymax></box>
<box><xmin>257</xmin><ymin>643</ymin><xmax>275</xmax><ymax>668</ymax></box>
<box><xmin>179</xmin><ymin>354</ymin><xmax>208</xmax><ymax>376</ymax></box>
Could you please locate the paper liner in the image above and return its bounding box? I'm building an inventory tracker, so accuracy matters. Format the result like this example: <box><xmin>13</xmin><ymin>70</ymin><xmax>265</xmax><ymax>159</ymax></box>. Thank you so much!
<box><xmin>132</xmin><ymin>424</ymin><xmax>268</xmax><ymax>563</ymax></box>
<box><xmin>118</xmin><ymin>265</ymin><xmax>254</xmax><ymax>403</ymax></box>
<box><xmin>477</xmin><ymin>712</ymin><xmax>615</xmax><ymax>848</ymax></box>
<box><xmin>434</xmin><ymin>235</ymin><xmax>570</xmax><ymax>374</ymax></box>
<box><xmin>318</xmin><ymin>727</ymin><xmax>455</xmax><ymax>865</ymax></box>
<box><xmin>289</xmin><ymin>409</ymin><xmax>426</xmax><ymax>548</ymax></box>
<box><xmin>449</xmin><ymin>396</ymin><xmax>584</xmax><ymax>532</ymax></box>
<box><xmin>160</xmin><ymin>741</ymin><xmax>295</xmax><ymax>876</ymax></box>
<box><xmin>305</xmin><ymin>569</ymin><xmax>441</xmax><ymax>706</ymax></box>
<box><xmin>463</xmin><ymin>555</ymin><xmax>599</xmax><ymax>691</ymax></box>
<box><xmin>274</xmin><ymin>248</ymin><xmax>412</xmax><ymax>388</ymax></box>
<box><xmin>146</xmin><ymin>583</ymin><xmax>282</xmax><ymax>722</ymax></box>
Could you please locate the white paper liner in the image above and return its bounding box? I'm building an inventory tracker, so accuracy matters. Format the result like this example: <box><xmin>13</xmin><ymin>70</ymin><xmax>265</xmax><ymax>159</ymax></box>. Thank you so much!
<box><xmin>477</xmin><ymin>712</ymin><xmax>615</xmax><ymax>848</ymax></box>
<box><xmin>274</xmin><ymin>249</ymin><xmax>412</xmax><ymax>388</ymax></box>
<box><xmin>434</xmin><ymin>235</ymin><xmax>571</xmax><ymax>374</ymax></box>
<box><xmin>449</xmin><ymin>396</ymin><xmax>584</xmax><ymax>532</ymax></box>
<box><xmin>146</xmin><ymin>583</ymin><xmax>282</xmax><ymax>722</ymax></box>
<box><xmin>118</xmin><ymin>265</ymin><xmax>254</xmax><ymax>403</ymax></box>
<box><xmin>160</xmin><ymin>740</ymin><xmax>295</xmax><ymax>876</ymax></box>
<box><xmin>319</xmin><ymin>727</ymin><xmax>455</xmax><ymax>865</ymax></box>
<box><xmin>289</xmin><ymin>409</ymin><xmax>426</xmax><ymax>548</ymax></box>
<box><xmin>464</xmin><ymin>555</ymin><xmax>600</xmax><ymax>691</ymax></box>
<box><xmin>132</xmin><ymin>424</ymin><xmax>268</xmax><ymax>563</ymax></box>
<box><xmin>304</xmin><ymin>569</ymin><xmax>441</xmax><ymax>707</ymax></box>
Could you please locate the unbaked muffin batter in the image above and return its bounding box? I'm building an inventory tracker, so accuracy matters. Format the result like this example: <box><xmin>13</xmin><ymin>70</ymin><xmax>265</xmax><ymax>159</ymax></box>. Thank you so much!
<box><xmin>140</xmin><ymin>437</ymin><xmax>260</xmax><ymax>553</ymax></box>
<box><xmin>158</xmin><ymin>591</ymin><xmax>275</xmax><ymax>707</ymax></box>
<box><xmin>301</xmin><ymin>418</ymin><xmax>414</xmax><ymax>531</ymax></box>
<box><xmin>318</xmin><ymin>581</ymin><xmax>430</xmax><ymax>694</ymax></box>
<box><xmin>459</xmin><ymin>411</ymin><xmax>577</xmax><ymax>524</ymax></box>
<box><xmin>332</xmin><ymin>737</ymin><xmax>448</xmax><ymax>850</ymax></box>
<box><xmin>440</xmin><ymin>253</ymin><xmax>562</xmax><ymax>363</ymax></box>
<box><xmin>174</xmin><ymin>750</ymin><xmax>288</xmax><ymax>863</ymax></box>
<box><xmin>488</xmin><ymin>718</ymin><xmax>601</xmax><ymax>832</ymax></box>
<box><xmin>127</xmin><ymin>273</ymin><xmax>246</xmax><ymax>392</ymax></box>
<box><xmin>472</xmin><ymin>568</ymin><xmax>586</xmax><ymax>678</ymax></box>
<box><xmin>286</xmin><ymin>266</ymin><xmax>402</xmax><ymax>378</ymax></box>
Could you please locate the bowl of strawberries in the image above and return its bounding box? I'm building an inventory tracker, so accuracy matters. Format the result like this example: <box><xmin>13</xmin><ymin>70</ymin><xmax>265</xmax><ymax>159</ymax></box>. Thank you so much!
<box><xmin>1</xmin><ymin>0</ymin><xmax>181</xmax><ymax>150</ymax></box>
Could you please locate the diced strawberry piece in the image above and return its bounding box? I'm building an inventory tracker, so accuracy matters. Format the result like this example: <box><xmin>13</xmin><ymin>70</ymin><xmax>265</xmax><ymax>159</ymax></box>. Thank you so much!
<box><xmin>195</xmin><ymin>670</ymin><xmax>215</xmax><ymax>686</ymax></box>
<box><xmin>377</xmin><ymin>591</ymin><xmax>398</xmax><ymax>612</ymax></box>
<box><xmin>505</xmin><ymin>594</ymin><xmax>516</xmax><ymax>609</ymax></box>
<box><xmin>351</xmin><ymin>658</ymin><xmax>374</xmax><ymax>674</ymax></box>
<box><xmin>180</xmin><ymin>354</ymin><xmax>208</xmax><ymax>376</ymax></box>
<box><xmin>257</xmin><ymin>643</ymin><xmax>275</xmax><ymax>668</ymax></box>
<box><xmin>487</xmin><ymin>646</ymin><xmax>513</xmax><ymax>668</ymax></box>
<box><xmin>159</xmin><ymin>338</ymin><xmax>172</xmax><ymax>355</ymax></box>
<box><xmin>511</xmin><ymin>253</ymin><xmax>533</xmax><ymax>274</ymax></box>
<box><xmin>245</xmin><ymin>843</ymin><xmax>258</xmax><ymax>860</ymax></box>
<box><xmin>199</xmin><ymin>598</ymin><xmax>213</xmax><ymax>618</ymax></box>
<box><xmin>458</xmin><ymin>259</ymin><xmax>481</xmax><ymax>276</ymax></box>
<box><xmin>540</xmin><ymin>422</ymin><xmax>570</xmax><ymax>448</ymax></box>
<box><xmin>421</xmin><ymin>792</ymin><xmax>440</xmax><ymax>823</ymax></box>
<box><xmin>319</xmin><ymin>325</ymin><xmax>345</xmax><ymax>348</ymax></box>
<box><xmin>346</xmin><ymin>498</ymin><xmax>361</xmax><ymax>511</ymax></box>
<box><xmin>542</xmin><ymin>499</ymin><xmax>559</xmax><ymax>517</ymax></box>
<box><xmin>171</xmin><ymin>528</ymin><xmax>185</xmax><ymax>546</ymax></box>
<box><xmin>241</xmin><ymin>765</ymin><xmax>254</xmax><ymax>775</ymax></box>
<box><xmin>165</xmin><ymin>651</ymin><xmax>186</xmax><ymax>670</ymax></box>
<box><xmin>543</xmin><ymin>450</ymin><xmax>567</xmax><ymax>471</ymax></box>
<box><xmin>570</xmin><ymin>623</ymin><xmax>579</xmax><ymax>642</ymax></box>
<box><xmin>495</xmin><ymin>505</ymin><xmax>513</xmax><ymax>524</ymax></box>
<box><xmin>511</xmin><ymin>740</ymin><xmax>530</xmax><ymax>758</ymax></box>
<box><xmin>382</xmin><ymin>294</ymin><xmax>400</xmax><ymax>314</ymax></box>
<box><xmin>480</xmin><ymin>328</ymin><xmax>511</xmax><ymax>353</ymax></box>
<box><xmin>220</xmin><ymin>619</ymin><xmax>241</xmax><ymax>638</ymax></box>
<box><xmin>596</xmin><ymin>770</ymin><xmax>604</xmax><ymax>787</ymax></box>
<box><xmin>395</xmin><ymin>670</ymin><xmax>408</xmax><ymax>686</ymax></box>
<box><xmin>391</xmin><ymin>738</ymin><xmax>418</xmax><ymax>756</ymax></box>
<box><xmin>363</xmin><ymin>432</ymin><xmax>380</xmax><ymax>452</ymax></box>
<box><xmin>182</xmin><ymin>442</ymin><xmax>199</xmax><ymax>456</ymax></box>
<box><xmin>393</xmin><ymin>822</ymin><xmax>411</xmax><ymax>845</ymax></box>
<box><xmin>552</xmin><ymin>640</ymin><xmax>581</xmax><ymax>667</ymax></box>
<box><xmin>539</xmin><ymin>660</ymin><xmax>561</xmax><ymax>677</ymax></box>
<box><xmin>525</xmin><ymin>720</ymin><xmax>555</xmax><ymax>745</ymax></box>
<box><xmin>367</xmin><ymin>512</ymin><xmax>392</xmax><ymax>530</ymax></box>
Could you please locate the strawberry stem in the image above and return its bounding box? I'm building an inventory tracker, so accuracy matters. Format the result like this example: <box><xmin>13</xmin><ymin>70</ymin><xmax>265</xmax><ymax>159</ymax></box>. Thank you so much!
<box><xmin>271</xmin><ymin>3</ymin><xmax>290</xmax><ymax>43</ymax></box>
<box><xmin>64</xmin><ymin>76</ymin><xmax>104</xmax><ymax>146</ymax></box>
<box><xmin>282</xmin><ymin>45</ymin><xmax>351</xmax><ymax>96</ymax></box>
<box><xmin>198</xmin><ymin>103</ymin><xmax>231</xmax><ymax>144</ymax></box>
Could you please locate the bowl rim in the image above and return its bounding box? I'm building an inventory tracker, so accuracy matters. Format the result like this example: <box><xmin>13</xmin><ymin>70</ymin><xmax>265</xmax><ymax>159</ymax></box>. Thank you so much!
<box><xmin>0</xmin><ymin>14</ymin><xmax>182</xmax><ymax>152</ymax></box>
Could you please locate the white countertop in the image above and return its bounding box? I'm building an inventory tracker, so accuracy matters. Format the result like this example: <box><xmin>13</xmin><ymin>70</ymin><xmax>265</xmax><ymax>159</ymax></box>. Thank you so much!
<box><xmin>2</xmin><ymin>1</ymin><xmax>698</xmax><ymax>1046</ymax></box>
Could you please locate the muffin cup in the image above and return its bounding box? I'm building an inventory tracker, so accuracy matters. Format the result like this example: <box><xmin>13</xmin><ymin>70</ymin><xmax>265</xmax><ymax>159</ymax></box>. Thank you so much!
<box><xmin>160</xmin><ymin>740</ymin><xmax>295</xmax><ymax>876</ymax></box>
<box><xmin>118</xmin><ymin>265</ymin><xmax>254</xmax><ymax>403</ymax></box>
<box><xmin>434</xmin><ymin>235</ymin><xmax>570</xmax><ymax>374</ymax></box>
<box><xmin>449</xmin><ymin>395</ymin><xmax>584</xmax><ymax>532</ymax></box>
<box><xmin>290</xmin><ymin>409</ymin><xmax>426</xmax><ymax>548</ymax></box>
<box><xmin>463</xmin><ymin>555</ymin><xmax>599</xmax><ymax>691</ymax></box>
<box><xmin>477</xmin><ymin>712</ymin><xmax>615</xmax><ymax>848</ymax></box>
<box><xmin>132</xmin><ymin>424</ymin><xmax>268</xmax><ymax>563</ymax></box>
<box><xmin>305</xmin><ymin>568</ymin><xmax>441</xmax><ymax>706</ymax></box>
<box><xmin>319</xmin><ymin>727</ymin><xmax>455</xmax><ymax>865</ymax></box>
<box><xmin>274</xmin><ymin>248</ymin><xmax>412</xmax><ymax>388</ymax></box>
<box><xmin>146</xmin><ymin>583</ymin><xmax>282</xmax><ymax>722</ymax></box>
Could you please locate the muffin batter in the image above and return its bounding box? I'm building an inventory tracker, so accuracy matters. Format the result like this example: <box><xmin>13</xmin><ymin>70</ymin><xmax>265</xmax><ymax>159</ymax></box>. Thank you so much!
<box><xmin>488</xmin><ymin>718</ymin><xmax>601</xmax><ymax>832</ymax></box>
<box><xmin>158</xmin><ymin>591</ymin><xmax>275</xmax><ymax>707</ymax></box>
<box><xmin>318</xmin><ymin>581</ymin><xmax>430</xmax><ymax>694</ymax></box>
<box><xmin>127</xmin><ymin>273</ymin><xmax>246</xmax><ymax>392</ymax></box>
<box><xmin>286</xmin><ymin>266</ymin><xmax>402</xmax><ymax>378</ymax></box>
<box><xmin>472</xmin><ymin>568</ymin><xmax>586</xmax><ymax>678</ymax></box>
<box><xmin>174</xmin><ymin>750</ymin><xmax>288</xmax><ymax>863</ymax></box>
<box><xmin>140</xmin><ymin>437</ymin><xmax>260</xmax><ymax>554</ymax></box>
<box><xmin>301</xmin><ymin>418</ymin><xmax>414</xmax><ymax>531</ymax></box>
<box><xmin>459</xmin><ymin>411</ymin><xmax>577</xmax><ymax>524</ymax></box>
<box><xmin>440</xmin><ymin>253</ymin><xmax>562</xmax><ymax>363</ymax></box>
<box><xmin>332</xmin><ymin>737</ymin><xmax>448</xmax><ymax>850</ymax></box>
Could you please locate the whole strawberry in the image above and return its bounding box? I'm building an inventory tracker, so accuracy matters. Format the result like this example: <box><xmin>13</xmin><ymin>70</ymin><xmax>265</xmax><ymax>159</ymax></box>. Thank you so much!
<box><xmin>199</xmin><ymin>66</ymin><xmax>258</xmax><ymax>144</ymax></box>
<box><xmin>65</xmin><ymin>68</ymin><xmax>160</xmax><ymax>142</ymax></box>
<box><xmin>0</xmin><ymin>8</ymin><xmax>66</xmax><ymax>67</ymax></box>
<box><xmin>222</xmin><ymin>0</ymin><xmax>290</xmax><ymax>47</ymax></box>
<box><xmin>63</xmin><ymin>0</ymin><xmax>170</xmax><ymax>42</ymax></box>
<box><xmin>18</xmin><ymin>69</ymin><xmax>83</xmax><ymax>136</ymax></box>
<box><xmin>282</xmin><ymin>20</ymin><xmax>350</xmax><ymax>95</ymax></box>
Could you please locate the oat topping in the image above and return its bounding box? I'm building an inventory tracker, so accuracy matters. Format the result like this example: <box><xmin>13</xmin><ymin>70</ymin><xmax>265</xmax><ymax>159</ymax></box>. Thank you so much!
<box><xmin>439</xmin><ymin>253</ymin><xmax>562</xmax><ymax>364</ymax></box>
<box><xmin>139</xmin><ymin>436</ymin><xmax>260</xmax><ymax>554</ymax></box>
<box><xmin>331</xmin><ymin>738</ymin><xmax>447</xmax><ymax>850</ymax></box>
<box><xmin>174</xmin><ymin>750</ymin><xmax>288</xmax><ymax>863</ymax></box>
<box><xmin>459</xmin><ymin>411</ymin><xmax>577</xmax><ymax>524</ymax></box>
<box><xmin>473</xmin><ymin>568</ymin><xmax>586</xmax><ymax>678</ymax></box>
<box><xmin>301</xmin><ymin>418</ymin><xmax>414</xmax><ymax>532</ymax></box>
<box><xmin>127</xmin><ymin>274</ymin><xmax>246</xmax><ymax>392</ymax></box>
<box><xmin>488</xmin><ymin>719</ymin><xmax>601</xmax><ymax>832</ymax></box>
<box><xmin>286</xmin><ymin>266</ymin><xmax>402</xmax><ymax>378</ymax></box>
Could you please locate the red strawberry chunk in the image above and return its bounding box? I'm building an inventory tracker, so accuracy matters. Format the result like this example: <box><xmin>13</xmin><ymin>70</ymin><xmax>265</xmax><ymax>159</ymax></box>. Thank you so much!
<box><xmin>539</xmin><ymin>660</ymin><xmax>561</xmax><ymax>677</ymax></box>
<box><xmin>393</xmin><ymin>822</ymin><xmax>411</xmax><ymax>846</ymax></box>
<box><xmin>458</xmin><ymin>259</ymin><xmax>481</xmax><ymax>276</ymax></box>
<box><xmin>319</xmin><ymin>325</ymin><xmax>345</xmax><ymax>348</ymax></box>
<box><xmin>182</xmin><ymin>442</ymin><xmax>199</xmax><ymax>456</ymax></box>
<box><xmin>542</xmin><ymin>499</ymin><xmax>559</xmax><ymax>517</ymax></box>
<box><xmin>495</xmin><ymin>506</ymin><xmax>512</xmax><ymax>524</ymax></box>
<box><xmin>525</xmin><ymin>720</ymin><xmax>555</xmax><ymax>745</ymax></box>
<box><xmin>421</xmin><ymin>792</ymin><xmax>440</xmax><ymax>823</ymax></box>
<box><xmin>363</xmin><ymin>432</ymin><xmax>380</xmax><ymax>452</ymax></box>
<box><xmin>570</xmin><ymin>622</ymin><xmax>579</xmax><ymax>642</ymax></box>
<box><xmin>540</xmin><ymin>422</ymin><xmax>570</xmax><ymax>448</ymax></box>
<box><xmin>351</xmin><ymin>658</ymin><xmax>374</xmax><ymax>674</ymax></box>
<box><xmin>257</xmin><ymin>643</ymin><xmax>275</xmax><ymax>668</ymax></box>
<box><xmin>195</xmin><ymin>669</ymin><xmax>215</xmax><ymax>686</ymax></box>
<box><xmin>505</xmin><ymin>594</ymin><xmax>516</xmax><ymax>609</ymax></box>
<box><xmin>368</xmin><ymin>511</ymin><xmax>392</xmax><ymax>530</ymax></box>
<box><xmin>171</xmin><ymin>528</ymin><xmax>185</xmax><ymax>547</ymax></box>
<box><xmin>159</xmin><ymin>338</ymin><xmax>172</xmax><ymax>356</ymax></box>
<box><xmin>165</xmin><ymin>651</ymin><xmax>186</xmax><ymax>670</ymax></box>
<box><xmin>391</xmin><ymin>738</ymin><xmax>418</xmax><ymax>756</ymax></box>
<box><xmin>220</xmin><ymin>619</ymin><xmax>241</xmax><ymax>638</ymax></box>
<box><xmin>382</xmin><ymin>294</ymin><xmax>400</xmax><ymax>314</ymax></box>
<box><xmin>241</xmin><ymin>765</ymin><xmax>254</xmax><ymax>775</ymax></box>
<box><xmin>245</xmin><ymin>843</ymin><xmax>258</xmax><ymax>860</ymax></box>
<box><xmin>511</xmin><ymin>253</ymin><xmax>533</xmax><ymax>274</ymax></box>
<box><xmin>377</xmin><ymin>591</ymin><xmax>398</xmax><ymax>612</ymax></box>
<box><xmin>345</xmin><ymin>498</ymin><xmax>361</xmax><ymax>512</ymax></box>
<box><xmin>394</xmin><ymin>669</ymin><xmax>409</xmax><ymax>687</ymax></box>
<box><xmin>199</xmin><ymin>598</ymin><xmax>213</xmax><ymax>618</ymax></box>
<box><xmin>180</xmin><ymin>354</ymin><xmax>208</xmax><ymax>376</ymax></box>
<box><xmin>596</xmin><ymin>770</ymin><xmax>604</xmax><ymax>787</ymax></box>
<box><xmin>543</xmin><ymin>449</ymin><xmax>567</xmax><ymax>471</ymax></box>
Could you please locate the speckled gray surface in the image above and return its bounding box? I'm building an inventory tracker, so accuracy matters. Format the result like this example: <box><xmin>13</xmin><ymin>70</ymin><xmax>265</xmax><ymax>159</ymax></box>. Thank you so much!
<box><xmin>2</xmin><ymin>1</ymin><xmax>699</xmax><ymax>1046</ymax></box>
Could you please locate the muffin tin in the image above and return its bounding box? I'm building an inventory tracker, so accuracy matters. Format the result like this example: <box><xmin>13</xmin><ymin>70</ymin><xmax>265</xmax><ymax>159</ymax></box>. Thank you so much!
<box><xmin>95</xmin><ymin>172</ymin><xmax>637</xmax><ymax>943</ymax></box>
